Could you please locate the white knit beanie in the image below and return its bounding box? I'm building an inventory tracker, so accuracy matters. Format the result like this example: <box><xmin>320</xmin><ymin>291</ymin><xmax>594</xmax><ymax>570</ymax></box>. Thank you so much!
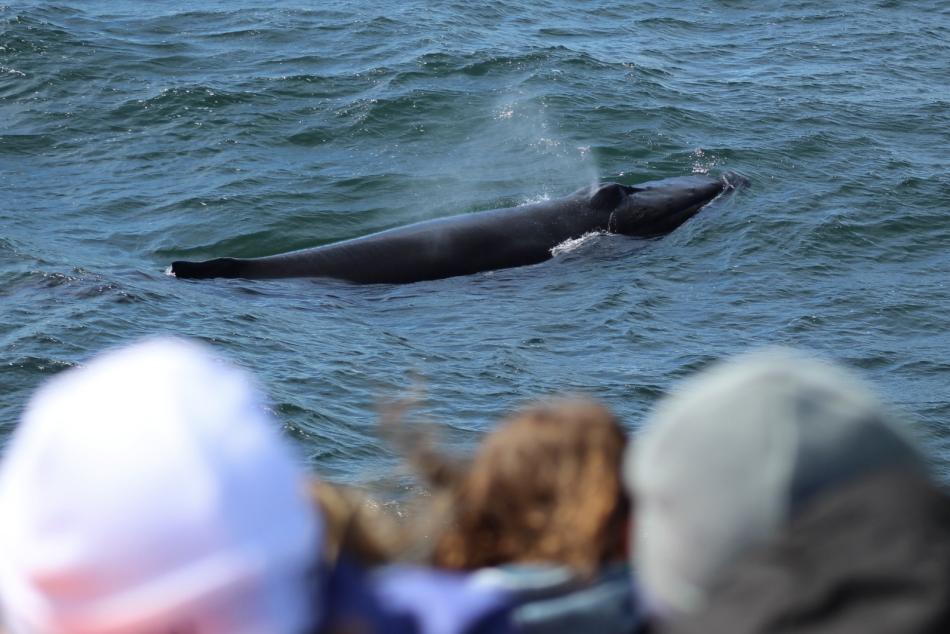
<box><xmin>627</xmin><ymin>348</ymin><xmax>922</xmax><ymax>617</ymax></box>
<box><xmin>0</xmin><ymin>337</ymin><xmax>322</xmax><ymax>634</ymax></box>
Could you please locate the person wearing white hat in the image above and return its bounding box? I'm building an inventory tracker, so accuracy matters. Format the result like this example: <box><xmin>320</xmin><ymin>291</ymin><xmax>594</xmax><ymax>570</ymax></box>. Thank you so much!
<box><xmin>0</xmin><ymin>338</ymin><xmax>323</xmax><ymax>634</ymax></box>
<box><xmin>626</xmin><ymin>348</ymin><xmax>928</xmax><ymax>625</ymax></box>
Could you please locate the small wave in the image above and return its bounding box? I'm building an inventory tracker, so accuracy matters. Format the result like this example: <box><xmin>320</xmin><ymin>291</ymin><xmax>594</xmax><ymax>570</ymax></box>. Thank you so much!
<box><xmin>109</xmin><ymin>85</ymin><xmax>262</xmax><ymax>125</ymax></box>
<box><xmin>0</xmin><ymin>133</ymin><xmax>57</xmax><ymax>156</ymax></box>
<box><xmin>550</xmin><ymin>231</ymin><xmax>605</xmax><ymax>257</ymax></box>
<box><xmin>6</xmin><ymin>354</ymin><xmax>75</xmax><ymax>376</ymax></box>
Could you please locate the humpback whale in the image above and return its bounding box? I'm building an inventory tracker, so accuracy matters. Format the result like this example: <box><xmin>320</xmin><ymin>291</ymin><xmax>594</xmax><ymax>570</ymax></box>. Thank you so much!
<box><xmin>171</xmin><ymin>172</ymin><xmax>747</xmax><ymax>285</ymax></box>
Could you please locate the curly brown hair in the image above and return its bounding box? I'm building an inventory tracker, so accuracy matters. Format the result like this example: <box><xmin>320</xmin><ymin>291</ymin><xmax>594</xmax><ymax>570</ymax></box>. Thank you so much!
<box><xmin>432</xmin><ymin>398</ymin><xmax>629</xmax><ymax>576</ymax></box>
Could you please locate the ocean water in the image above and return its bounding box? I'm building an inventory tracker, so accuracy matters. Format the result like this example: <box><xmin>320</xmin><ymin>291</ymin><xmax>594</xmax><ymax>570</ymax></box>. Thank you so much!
<box><xmin>2</xmin><ymin>1</ymin><xmax>948</xmax><ymax>486</ymax></box>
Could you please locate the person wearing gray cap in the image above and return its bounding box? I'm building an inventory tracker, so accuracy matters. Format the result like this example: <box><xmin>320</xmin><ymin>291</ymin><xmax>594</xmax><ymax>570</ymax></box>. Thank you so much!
<box><xmin>626</xmin><ymin>348</ymin><xmax>950</xmax><ymax>633</ymax></box>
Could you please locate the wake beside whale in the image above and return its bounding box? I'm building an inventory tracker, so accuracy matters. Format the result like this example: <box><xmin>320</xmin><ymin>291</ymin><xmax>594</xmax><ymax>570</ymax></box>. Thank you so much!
<box><xmin>171</xmin><ymin>172</ymin><xmax>748</xmax><ymax>285</ymax></box>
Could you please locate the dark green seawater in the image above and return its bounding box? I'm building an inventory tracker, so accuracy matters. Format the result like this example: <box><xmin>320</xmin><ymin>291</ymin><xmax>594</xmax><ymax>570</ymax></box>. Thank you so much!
<box><xmin>2</xmin><ymin>1</ymin><xmax>949</xmax><ymax>485</ymax></box>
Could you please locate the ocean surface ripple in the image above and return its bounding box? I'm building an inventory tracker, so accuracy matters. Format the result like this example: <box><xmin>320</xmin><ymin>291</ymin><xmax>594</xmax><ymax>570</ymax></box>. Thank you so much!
<box><xmin>2</xmin><ymin>0</ymin><xmax>948</xmax><ymax>484</ymax></box>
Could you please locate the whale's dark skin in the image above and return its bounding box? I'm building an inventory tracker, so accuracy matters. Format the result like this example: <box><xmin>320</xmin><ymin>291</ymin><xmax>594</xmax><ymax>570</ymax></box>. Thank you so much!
<box><xmin>171</xmin><ymin>172</ymin><xmax>747</xmax><ymax>284</ymax></box>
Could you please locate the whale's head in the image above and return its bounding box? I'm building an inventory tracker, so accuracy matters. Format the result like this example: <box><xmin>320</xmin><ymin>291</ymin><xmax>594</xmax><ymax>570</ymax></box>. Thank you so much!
<box><xmin>591</xmin><ymin>172</ymin><xmax>747</xmax><ymax>237</ymax></box>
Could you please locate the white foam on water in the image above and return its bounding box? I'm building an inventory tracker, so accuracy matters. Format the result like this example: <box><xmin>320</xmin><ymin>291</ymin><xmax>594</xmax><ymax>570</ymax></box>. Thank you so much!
<box><xmin>518</xmin><ymin>193</ymin><xmax>552</xmax><ymax>206</ymax></box>
<box><xmin>550</xmin><ymin>231</ymin><xmax>606</xmax><ymax>257</ymax></box>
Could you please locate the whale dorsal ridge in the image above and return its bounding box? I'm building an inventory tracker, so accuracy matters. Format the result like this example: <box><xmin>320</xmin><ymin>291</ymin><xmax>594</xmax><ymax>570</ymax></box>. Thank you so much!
<box><xmin>589</xmin><ymin>183</ymin><xmax>626</xmax><ymax>211</ymax></box>
<box><xmin>589</xmin><ymin>183</ymin><xmax>644</xmax><ymax>211</ymax></box>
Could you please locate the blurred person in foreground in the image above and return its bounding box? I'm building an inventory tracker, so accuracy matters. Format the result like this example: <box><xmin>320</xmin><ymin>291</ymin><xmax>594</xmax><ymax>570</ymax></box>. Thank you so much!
<box><xmin>421</xmin><ymin>398</ymin><xmax>640</xmax><ymax>634</ymax></box>
<box><xmin>0</xmin><ymin>337</ymin><xmax>513</xmax><ymax>634</ymax></box>
<box><xmin>627</xmin><ymin>348</ymin><xmax>950</xmax><ymax>634</ymax></box>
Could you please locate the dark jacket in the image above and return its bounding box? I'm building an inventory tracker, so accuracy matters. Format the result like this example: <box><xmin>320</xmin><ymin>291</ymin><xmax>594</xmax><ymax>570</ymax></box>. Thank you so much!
<box><xmin>473</xmin><ymin>563</ymin><xmax>641</xmax><ymax>634</ymax></box>
<box><xmin>664</xmin><ymin>470</ymin><xmax>950</xmax><ymax>634</ymax></box>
